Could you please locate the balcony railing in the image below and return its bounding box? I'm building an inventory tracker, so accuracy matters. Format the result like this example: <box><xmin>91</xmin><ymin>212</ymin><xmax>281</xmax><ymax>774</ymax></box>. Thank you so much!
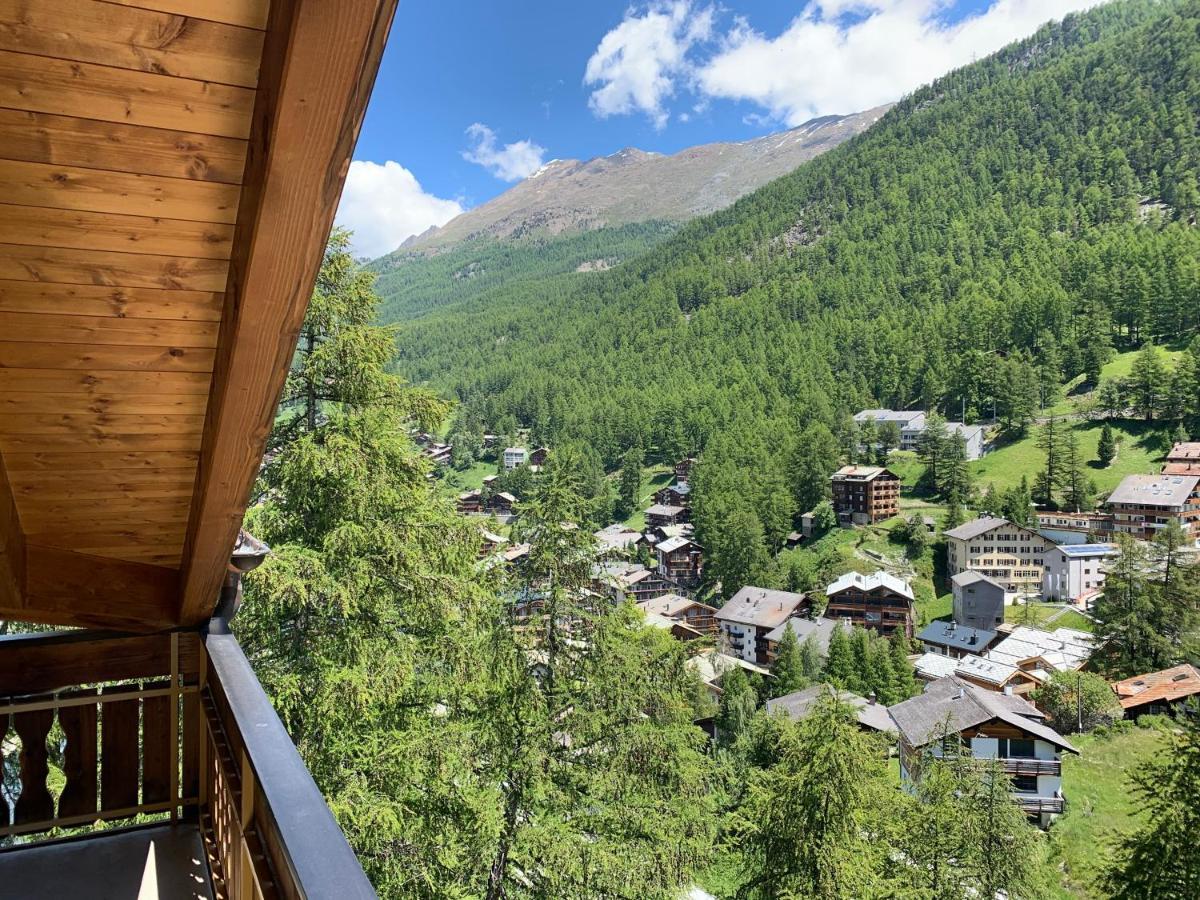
<box><xmin>1016</xmin><ymin>795</ymin><xmax>1065</xmax><ymax>815</ymax></box>
<box><xmin>0</xmin><ymin>628</ymin><xmax>375</xmax><ymax>899</ymax></box>
<box><xmin>999</xmin><ymin>757</ymin><xmax>1061</xmax><ymax>777</ymax></box>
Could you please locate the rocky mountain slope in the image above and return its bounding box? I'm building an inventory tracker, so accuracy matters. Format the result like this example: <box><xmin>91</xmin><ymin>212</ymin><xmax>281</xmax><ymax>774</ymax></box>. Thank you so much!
<box><xmin>401</xmin><ymin>105</ymin><xmax>891</xmax><ymax>252</ymax></box>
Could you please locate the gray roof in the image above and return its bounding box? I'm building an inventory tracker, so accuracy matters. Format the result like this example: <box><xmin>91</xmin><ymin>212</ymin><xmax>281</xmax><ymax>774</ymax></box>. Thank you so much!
<box><xmin>887</xmin><ymin>676</ymin><xmax>1074</xmax><ymax>752</ymax></box>
<box><xmin>717</xmin><ymin>586</ymin><xmax>807</xmax><ymax>629</ymax></box>
<box><xmin>854</xmin><ymin>409</ymin><xmax>926</xmax><ymax>426</ymax></box>
<box><xmin>656</xmin><ymin>535</ymin><xmax>696</xmax><ymax>554</ymax></box>
<box><xmin>646</xmin><ymin>504</ymin><xmax>686</xmax><ymax>516</ymax></box>
<box><xmin>951</xmin><ymin>569</ymin><xmax>1005</xmax><ymax>591</ymax></box>
<box><xmin>1107</xmin><ymin>474</ymin><xmax>1200</xmax><ymax>508</ymax></box>
<box><xmin>943</xmin><ymin>516</ymin><xmax>1008</xmax><ymax>541</ymax></box>
<box><xmin>917</xmin><ymin>620</ymin><xmax>997</xmax><ymax>653</ymax></box>
<box><xmin>763</xmin><ymin>615</ymin><xmax>847</xmax><ymax>652</ymax></box>
<box><xmin>766</xmin><ymin>685</ymin><xmax>896</xmax><ymax>733</ymax></box>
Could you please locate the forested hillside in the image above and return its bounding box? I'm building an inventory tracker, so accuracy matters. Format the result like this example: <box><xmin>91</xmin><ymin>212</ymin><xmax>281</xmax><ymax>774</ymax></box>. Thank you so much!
<box><xmin>370</xmin><ymin>221</ymin><xmax>676</xmax><ymax>321</ymax></box>
<box><xmin>396</xmin><ymin>0</ymin><xmax>1198</xmax><ymax>447</ymax></box>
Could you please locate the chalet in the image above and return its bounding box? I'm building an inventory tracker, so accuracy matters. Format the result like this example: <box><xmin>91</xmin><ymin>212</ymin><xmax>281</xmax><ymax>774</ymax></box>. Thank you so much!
<box><xmin>951</xmin><ymin>570</ymin><xmax>1006</xmax><ymax>630</ymax></box>
<box><xmin>763</xmin><ymin>615</ymin><xmax>848</xmax><ymax>664</ymax></box>
<box><xmin>717</xmin><ymin>587</ymin><xmax>808</xmax><ymax>665</ymax></box>
<box><xmin>654</xmin><ymin>481</ymin><xmax>692</xmax><ymax>507</ymax></box>
<box><xmin>946</xmin><ymin>422</ymin><xmax>987</xmax><ymax>460</ymax></box>
<box><xmin>831</xmin><ymin>466</ymin><xmax>900</xmax><ymax>524</ymax></box>
<box><xmin>645</xmin><ymin>522</ymin><xmax>694</xmax><ymax>545</ymax></box>
<box><xmin>1112</xmin><ymin>664</ymin><xmax>1200</xmax><ymax>718</ymax></box>
<box><xmin>646</xmin><ymin>503</ymin><xmax>689</xmax><ymax>528</ymax></box>
<box><xmin>1163</xmin><ymin>441</ymin><xmax>1200</xmax><ymax>475</ymax></box>
<box><xmin>422</xmin><ymin>442</ymin><xmax>453</xmax><ymax>465</ymax></box>
<box><xmin>784</xmin><ymin>531</ymin><xmax>805</xmax><ymax>549</ymax></box>
<box><xmin>675</xmin><ymin>457</ymin><xmax>697</xmax><ymax>480</ymax></box>
<box><xmin>1106</xmin><ymin>474</ymin><xmax>1200</xmax><ymax>542</ymax></box>
<box><xmin>912</xmin><ymin>650</ymin><xmax>1042</xmax><ymax>695</ymax></box>
<box><xmin>1041</xmin><ymin>543</ymin><xmax>1118</xmax><ymax>603</ymax></box>
<box><xmin>482</xmin><ymin>474</ymin><xmax>500</xmax><ymax>488</ymax></box>
<box><xmin>889</xmin><ymin>677</ymin><xmax>1077</xmax><ymax>826</ymax></box>
<box><xmin>457</xmin><ymin>489</ymin><xmax>484</xmax><ymax>514</ymax></box>
<box><xmin>0</xmin><ymin>4</ymin><xmax>395</xmax><ymax>892</ymax></box>
<box><xmin>642</xmin><ymin>610</ymin><xmax>707</xmax><ymax>642</ymax></box>
<box><xmin>917</xmin><ymin>620</ymin><xmax>999</xmax><ymax>659</ymax></box>
<box><xmin>824</xmin><ymin>570</ymin><xmax>914</xmax><ymax>636</ymax></box>
<box><xmin>913</xmin><ymin>652</ymin><xmax>961</xmax><ymax>682</ymax></box>
<box><xmin>479</xmin><ymin>530</ymin><xmax>509</xmax><ymax>558</ymax></box>
<box><xmin>944</xmin><ymin>516</ymin><xmax>1055</xmax><ymax>598</ymax></box>
<box><xmin>593</xmin><ymin>562</ymin><xmax>675</xmax><ymax>604</ymax></box>
<box><xmin>766</xmin><ymin>685</ymin><xmax>895</xmax><ymax>734</ymax></box>
<box><xmin>487</xmin><ymin>491</ymin><xmax>519</xmax><ymax>517</ymax></box>
<box><xmin>593</xmin><ymin>523</ymin><xmax>644</xmax><ymax>555</ymax></box>
<box><xmin>503</xmin><ymin>447</ymin><xmax>529</xmax><ymax>470</ymax></box>
<box><xmin>529</xmin><ymin>447</ymin><xmax>550</xmax><ymax>467</ymax></box>
<box><xmin>638</xmin><ymin>594</ymin><xmax>719</xmax><ymax>636</ymax></box>
<box><xmin>655</xmin><ymin>536</ymin><xmax>703</xmax><ymax>587</ymax></box>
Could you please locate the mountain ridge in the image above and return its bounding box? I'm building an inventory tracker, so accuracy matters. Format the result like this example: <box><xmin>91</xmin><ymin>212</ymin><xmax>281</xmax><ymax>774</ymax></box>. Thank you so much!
<box><xmin>396</xmin><ymin>105</ymin><xmax>892</xmax><ymax>254</ymax></box>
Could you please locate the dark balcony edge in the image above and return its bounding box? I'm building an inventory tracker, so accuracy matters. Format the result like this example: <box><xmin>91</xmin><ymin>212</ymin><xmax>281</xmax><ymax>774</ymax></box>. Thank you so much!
<box><xmin>204</xmin><ymin>631</ymin><xmax>377</xmax><ymax>899</ymax></box>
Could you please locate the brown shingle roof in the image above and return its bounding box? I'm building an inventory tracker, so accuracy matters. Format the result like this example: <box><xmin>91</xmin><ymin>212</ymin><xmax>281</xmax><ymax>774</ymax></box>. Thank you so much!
<box><xmin>1112</xmin><ymin>664</ymin><xmax>1200</xmax><ymax>710</ymax></box>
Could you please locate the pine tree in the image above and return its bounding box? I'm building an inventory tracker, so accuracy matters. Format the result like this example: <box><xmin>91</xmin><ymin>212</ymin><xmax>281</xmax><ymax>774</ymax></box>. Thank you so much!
<box><xmin>771</xmin><ymin>625</ymin><xmax>808</xmax><ymax>697</ymax></box>
<box><xmin>917</xmin><ymin>414</ymin><xmax>951</xmax><ymax>493</ymax></box>
<box><xmin>799</xmin><ymin>633</ymin><xmax>824</xmax><ymax>681</ymax></box>
<box><xmin>1057</xmin><ymin>429</ymin><xmax>1093</xmax><ymax>512</ymax></box>
<box><xmin>1035</xmin><ymin>418</ymin><xmax>1063</xmax><ymax>507</ymax></box>
<box><xmin>1097</xmin><ymin>422</ymin><xmax>1117</xmax><ymax>467</ymax></box>
<box><xmin>823</xmin><ymin>626</ymin><xmax>855</xmax><ymax>688</ymax></box>
<box><xmin>938</xmin><ymin>433</ymin><xmax>973</xmax><ymax>504</ymax></box>
<box><xmin>1130</xmin><ymin>342</ymin><xmax>1167</xmax><ymax>421</ymax></box>
<box><xmin>616</xmin><ymin>443</ymin><xmax>644</xmax><ymax>519</ymax></box>
<box><xmin>717</xmin><ymin>666</ymin><xmax>759</xmax><ymax>745</ymax></box>
<box><xmin>791</xmin><ymin>422</ymin><xmax>839</xmax><ymax>513</ymax></box>
<box><xmin>888</xmin><ymin>629</ymin><xmax>918</xmax><ymax>702</ymax></box>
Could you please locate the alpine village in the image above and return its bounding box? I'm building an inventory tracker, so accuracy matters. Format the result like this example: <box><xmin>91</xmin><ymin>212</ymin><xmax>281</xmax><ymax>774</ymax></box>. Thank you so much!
<box><xmin>1</xmin><ymin>1</ymin><xmax>1200</xmax><ymax>899</ymax></box>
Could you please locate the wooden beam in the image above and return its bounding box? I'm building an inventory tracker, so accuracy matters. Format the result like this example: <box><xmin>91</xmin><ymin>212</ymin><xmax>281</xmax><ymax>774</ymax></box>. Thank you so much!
<box><xmin>0</xmin><ymin>629</ymin><xmax>201</xmax><ymax>697</ymax></box>
<box><xmin>178</xmin><ymin>0</ymin><xmax>400</xmax><ymax>624</ymax></box>
<box><xmin>6</xmin><ymin>545</ymin><xmax>180</xmax><ymax>631</ymax></box>
<box><xmin>0</xmin><ymin>449</ymin><xmax>25</xmax><ymax>612</ymax></box>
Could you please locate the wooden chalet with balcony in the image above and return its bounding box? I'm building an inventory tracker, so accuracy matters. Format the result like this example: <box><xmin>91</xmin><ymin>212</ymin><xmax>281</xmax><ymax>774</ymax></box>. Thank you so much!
<box><xmin>824</xmin><ymin>570</ymin><xmax>914</xmax><ymax>637</ymax></box>
<box><xmin>830</xmin><ymin>465</ymin><xmax>900</xmax><ymax>525</ymax></box>
<box><xmin>0</xmin><ymin>1</ymin><xmax>396</xmax><ymax>895</ymax></box>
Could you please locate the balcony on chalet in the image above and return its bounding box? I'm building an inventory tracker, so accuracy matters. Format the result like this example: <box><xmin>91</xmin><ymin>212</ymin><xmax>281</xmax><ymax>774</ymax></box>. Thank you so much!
<box><xmin>0</xmin><ymin>0</ymin><xmax>398</xmax><ymax>896</ymax></box>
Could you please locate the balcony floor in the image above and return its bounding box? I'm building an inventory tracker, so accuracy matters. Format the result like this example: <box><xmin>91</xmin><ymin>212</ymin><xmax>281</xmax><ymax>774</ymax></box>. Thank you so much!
<box><xmin>0</xmin><ymin>823</ymin><xmax>214</xmax><ymax>900</ymax></box>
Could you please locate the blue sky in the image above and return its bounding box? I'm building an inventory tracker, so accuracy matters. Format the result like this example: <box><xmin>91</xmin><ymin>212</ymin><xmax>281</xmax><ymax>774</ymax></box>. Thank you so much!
<box><xmin>336</xmin><ymin>0</ymin><xmax>1105</xmax><ymax>258</ymax></box>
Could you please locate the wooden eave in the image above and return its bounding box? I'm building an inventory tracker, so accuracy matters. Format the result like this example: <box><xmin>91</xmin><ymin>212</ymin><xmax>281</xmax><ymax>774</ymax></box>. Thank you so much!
<box><xmin>0</xmin><ymin>0</ymin><xmax>398</xmax><ymax>631</ymax></box>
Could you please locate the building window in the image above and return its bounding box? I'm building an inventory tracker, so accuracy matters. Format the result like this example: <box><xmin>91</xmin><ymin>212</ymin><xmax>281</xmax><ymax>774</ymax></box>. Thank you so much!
<box><xmin>1011</xmin><ymin>774</ymin><xmax>1038</xmax><ymax>793</ymax></box>
<box><xmin>999</xmin><ymin>738</ymin><xmax>1035</xmax><ymax>759</ymax></box>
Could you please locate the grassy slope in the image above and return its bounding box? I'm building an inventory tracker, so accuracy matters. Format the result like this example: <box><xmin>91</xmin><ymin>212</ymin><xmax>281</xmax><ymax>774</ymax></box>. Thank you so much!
<box><xmin>1046</xmin><ymin>723</ymin><xmax>1171</xmax><ymax>898</ymax></box>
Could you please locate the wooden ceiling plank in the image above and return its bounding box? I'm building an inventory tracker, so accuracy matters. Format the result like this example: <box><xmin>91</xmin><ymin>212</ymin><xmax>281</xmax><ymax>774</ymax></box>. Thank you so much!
<box><xmin>0</xmin><ymin>450</ymin><xmax>25</xmax><ymax>612</ymax></box>
<box><xmin>9</xmin><ymin>544</ymin><xmax>179</xmax><ymax>632</ymax></box>
<box><xmin>0</xmin><ymin>159</ymin><xmax>240</xmax><ymax>223</ymax></box>
<box><xmin>10</xmin><ymin>467</ymin><xmax>197</xmax><ymax>490</ymax></box>
<box><xmin>0</xmin><ymin>109</ymin><xmax>247</xmax><ymax>184</ymax></box>
<box><xmin>0</xmin><ymin>391</ymin><xmax>209</xmax><ymax>416</ymax></box>
<box><xmin>0</xmin><ymin>432</ymin><xmax>203</xmax><ymax>453</ymax></box>
<box><xmin>14</xmin><ymin>485</ymin><xmax>196</xmax><ymax>504</ymax></box>
<box><xmin>2</xmin><ymin>450</ymin><xmax>200</xmax><ymax>472</ymax></box>
<box><xmin>19</xmin><ymin>500</ymin><xmax>192</xmax><ymax>524</ymax></box>
<box><xmin>103</xmin><ymin>0</ymin><xmax>270</xmax><ymax>31</ymax></box>
<box><xmin>179</xmin><ymin>0</ymin><xmax>400</xmax><ymax>625</ymax></box>
<box><xmin>0</xmin><ymin>49</ymin><xmax>255</xmax><ymax>138</ymax></box>
<box><xmin>0</xmin><ymin>281</ymin><xmax>224</xmax><ymax>321</ymax></box>
<box><xmin>0</xmin><ymin>412</ymin><xmax>207</xmax><ymax>436</ymax></box>
<box><xmin>0</xmin><ymin>244</ymin><xmax>230</xmax><ymax>292</ymax></box>
<box><xmin>0</xmin><ymin>368</ymin><xmax>211</xmax><ymax>395</ymax></box>
<box><xmin>25</xmin><ymin>525</ymin><xmax>187</xmax><ymax>548</ymax></box>
<box><xmin>79</xmin><ymin>547</ymin><xmax>183</xmax><ymax>567</ymax></box>
<box><xmin>0</xmin><ymin>204</ymin><xmax>235</xmax><ymax>260</ymax></box>
<box><xmin>0</xmin><ymin>0</ymin><xmax>264</xmax><ymax>88</ymax></box>
<box><xmin>0</xmin><ymin>311</ymin><xmax>219</xmax><ymax>348</ymax></box>
<box><xmin>0</xmin><ymin>342</ymin><xmax>216</xmax><ymax>373</ymax></box>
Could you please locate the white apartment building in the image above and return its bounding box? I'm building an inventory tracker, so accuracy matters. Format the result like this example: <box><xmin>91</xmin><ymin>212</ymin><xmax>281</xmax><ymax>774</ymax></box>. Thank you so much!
<box><xmin>503</xmin><ymin>447</ymin><xmax>528</xmax><ymax>470</ymax></box>
<box><xmin>944</xmin><ymin>516</ymin><xmax>1054</xmax><ymax>598</ymax></box>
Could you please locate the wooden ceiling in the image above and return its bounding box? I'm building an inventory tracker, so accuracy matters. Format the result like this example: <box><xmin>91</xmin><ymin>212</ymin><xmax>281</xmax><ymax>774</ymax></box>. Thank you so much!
<box><xmin>0</xmin><ymin>0</ymin><xmax>398</xmax><ymax>631</ymax></box>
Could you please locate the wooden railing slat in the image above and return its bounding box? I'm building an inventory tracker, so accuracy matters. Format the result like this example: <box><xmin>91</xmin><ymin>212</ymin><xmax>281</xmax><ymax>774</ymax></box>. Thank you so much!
<box><xmin>0</xmin><ymin>713</ymin><xmax>9</xmax><ymax>827</ymax></box>
<box><xmin>142</xmin><ymin>679</ymin><xmax>173</xmax><ymax>805</ymax></box>
<box><xmin>13</xmin><ymin>698</ymin><xmax>54</xmax><ymax>824</ymax></box>
<box><xmin>57</xmin><ymin>687</ymin><xmax>99</xmax><ymax>818</ymax></box>
<box><xmin>100</xmin><ymin>685</ymin><xmax>140</xmax><ymax>811</ymax></box>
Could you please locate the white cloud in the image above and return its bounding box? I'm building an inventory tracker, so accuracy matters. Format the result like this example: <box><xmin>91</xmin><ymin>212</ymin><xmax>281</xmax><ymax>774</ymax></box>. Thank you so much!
<box><xmin>584</xmin><ymin>1</ymin><xmax>715</xmax><ymax>129</ymax></box>
<box><xmin>462</xmin><ymin>123</ymin><xmax>547</xmax><ymax>182</ymax></box>
<box><xmin>697</xmin><ymin>0</ymin><xmax>1107</xmax><ymax>126</ymax></box>
<box><xmin>335</xmin><ymin>160</ymin><xmax>464</xmax><ymax>259</ymax></box>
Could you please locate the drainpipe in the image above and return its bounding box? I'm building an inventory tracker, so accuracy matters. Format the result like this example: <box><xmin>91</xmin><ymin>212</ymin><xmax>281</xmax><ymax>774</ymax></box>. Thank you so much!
<box><xmin>207</xmin><ymin>529</ymin><xmax>271</xmax><ymax>635</ymax></box>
